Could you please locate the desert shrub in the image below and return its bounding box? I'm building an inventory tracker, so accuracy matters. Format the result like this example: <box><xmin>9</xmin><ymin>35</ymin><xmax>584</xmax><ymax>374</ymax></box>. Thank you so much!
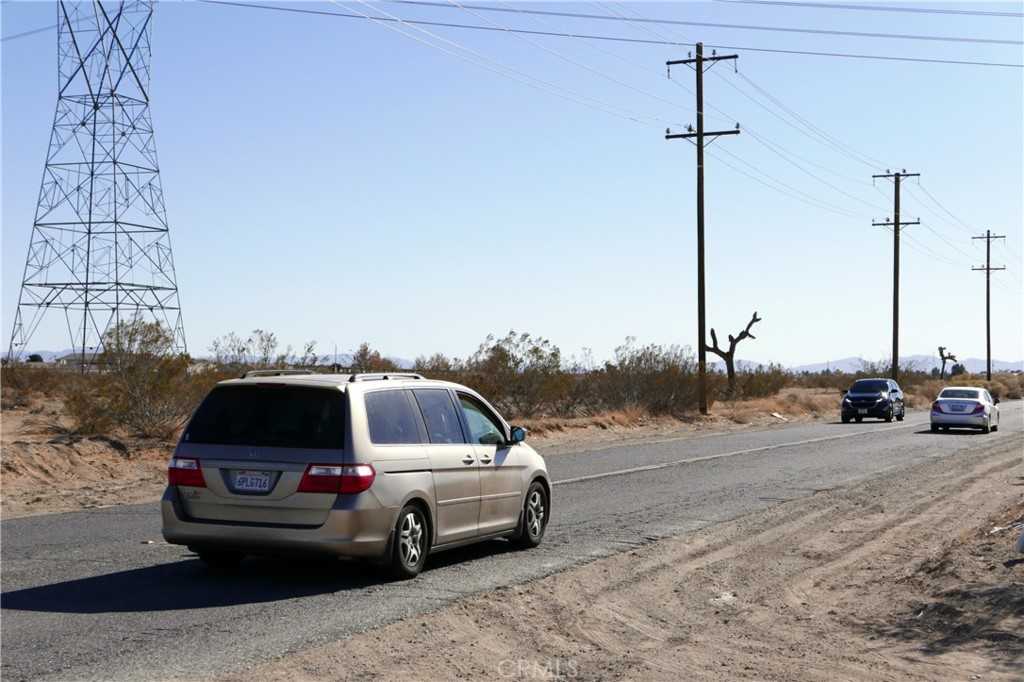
<box><xmin>208</xmin><ymin>330</ymin><xmax>323</xmax><ymax>369</ymax></box>
<box><xmin>350</xmin><ymin>342</ymin><xmax>400</xmax><ymax>372</ymax></box>
<box><xmin>462</xmin><ymin>332</ymin><xmax>570</xmax><ymax>418</ymax></box>
<box><xmin>60</xmin><ymin>319</ymin><xmax>226</xmax><ymax>439</ymax></box>
<box><xmin>909</xmin><ymin>373</ymin><xmax>1023</xmax><ymax>403</ymax></box>
<box><xmin>1003</xmin><ymin>374</ymin><xmax>1024</xmax><ymax>400</ymax></box>
<box><xmin>915</xmin><ymin>380</ymin><xmax>946</xmax><ymax>403</ymax></box>
<box><xmin>594</xmin><ymin>338</ymin><xmax>704</xmax><ymax>415</ymax></box>
<box><xmin>947</xmin><ymin>373</ymin><xmax>1021</xmax><ymax>401</ymax></box>
<box><xmin>1</xmin><ymin>365</ymin><xmax>65</xmax><ymax>409</ymax></box>
<box><xmin>415</xmin><ymin>335</ymin><xmax>710</xmax><ymax>418</ymax></box>
<box><xmin>734</xmin><ymin>364</ymin><xmax>789</xmax><ymax>399</ymax></box>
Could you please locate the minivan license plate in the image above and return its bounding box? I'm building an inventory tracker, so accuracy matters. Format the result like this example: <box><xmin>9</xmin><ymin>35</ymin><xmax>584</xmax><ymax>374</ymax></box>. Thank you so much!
<box><xmin>233</xmin><ymin>470</ymin><xmax>272</xmax><ymax>493</ymax></box>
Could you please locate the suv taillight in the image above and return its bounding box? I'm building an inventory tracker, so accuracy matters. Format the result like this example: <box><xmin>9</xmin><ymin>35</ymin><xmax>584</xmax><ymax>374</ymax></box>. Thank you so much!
<box><xmin>168</xmin><ymin>457</ymin><xmax>205</xmax><ymax>487</ymax></box>
<box><xmin>297</xmin><ymin>464</ymin><xmax>375</xmax><ymax>494</ymax></box>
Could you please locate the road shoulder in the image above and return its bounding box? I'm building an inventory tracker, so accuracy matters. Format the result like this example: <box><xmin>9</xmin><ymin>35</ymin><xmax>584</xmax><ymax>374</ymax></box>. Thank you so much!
<box><xmin>229</xmin><ymin>437</ymin><xmax>1024</xmax><ymax>681</ymax></box>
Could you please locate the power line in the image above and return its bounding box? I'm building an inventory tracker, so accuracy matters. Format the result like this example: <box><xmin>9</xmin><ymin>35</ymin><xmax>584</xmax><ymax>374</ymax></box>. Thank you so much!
<box><xmin>701</xmin><ymin>43</ymin><xmax>1022</xmax><ymax>69</ymax></box>
<box><xmin>744</xmin><ymin>128</ymin><xmax>889</xmax><ymax>212</ymax></box>
<box><xmin>742</xmin><ymin>124</ymin><xmax>876</xmax><ymax>187</ymax></box>
<box><xmin>709</xmin><ymin>145</ymin><xmax>866</xmax><ymax>220</ymax></box>
<box><xmin>203</xmin><ymin>0</ymin><xmax>928</xmax><ymax>228</ymax></box>
<box><xmin>442</xmin><ymin>0</ymin><xmax>693</xmax><ymax>122</ymax></box>
<box><xmin>556</xmin><ymin>2</ymin><xmax>893</xmax><ymax>220</ymax></box>
<box><xmin>194</xmin><ymin>1</ymin><xmax>1023</xmax><ymax>69</ymax></box>
<box><xmin>388</xmin><ymin>0</ymin><xmax>1022</xmax><ymax>45</ymax></box>
<box><xmin>608</xmin><ymin>0</ymin><xmax>896</xmax><ymax>194</ymax></box>
<box><xmin>1</xmin><ymin>5</ymin><xmax>148</xmax><ymax>42</ymax></box>
<box><xmin>912</xmin><ymin>182</ymin><xmax>977</xmax><ymax>234</ymax></box>
<box><xmin>327</xmin><ymin>0</ymin><xmax>671</xmax><ymax>127</ymax></box>
<box><xmin>603</xmin><ymin>0</ymin><xmax>895</xmax><ymax>175</ymax></box>
<box><xmin>1</xmin><ymin>24</ymin><xmax>59</xmax><ymax>42</ymax></box>
<box><xmin>733</xmin><ymin>70</ymin><xmax>892</xmax><ymax>169</ymax></box>
<box><xmin>713</xmin><ymin>0</ymin><xmax>1024</xmax><ymax>19</ymax></box>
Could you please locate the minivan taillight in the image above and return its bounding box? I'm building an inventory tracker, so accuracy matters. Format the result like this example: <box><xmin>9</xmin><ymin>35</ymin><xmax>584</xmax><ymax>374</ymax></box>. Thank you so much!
<box><xmin>168</xmin><ymin>457</ymin><xmax>205</xmax><ymax>487</ymax></box>
<box><xmin>297</xmin><ymin>464</ymin><xmax>376</xmax><ymax>494</ymax></box>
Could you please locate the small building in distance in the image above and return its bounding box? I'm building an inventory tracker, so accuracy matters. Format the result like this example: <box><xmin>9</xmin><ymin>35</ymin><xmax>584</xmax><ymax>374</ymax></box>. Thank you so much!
<box><xmin>54</xmin><ymin>351</ymin><xmax>104</xmax><ymax>369</ymax></box>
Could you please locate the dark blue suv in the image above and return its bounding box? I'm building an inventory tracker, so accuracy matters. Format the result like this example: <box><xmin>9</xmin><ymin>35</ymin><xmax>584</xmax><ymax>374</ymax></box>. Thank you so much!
<box><xmin>841</xmin><ymin>378</ymin><xmax>906</xmax><ymax>423</ymax></box>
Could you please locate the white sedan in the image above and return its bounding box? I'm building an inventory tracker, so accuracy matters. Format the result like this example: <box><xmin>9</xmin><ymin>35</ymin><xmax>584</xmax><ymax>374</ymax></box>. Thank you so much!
<box><xmin>930</xmin><ymin>387</ymin><xmax>1001</xmax><ymax>433</ymax></box>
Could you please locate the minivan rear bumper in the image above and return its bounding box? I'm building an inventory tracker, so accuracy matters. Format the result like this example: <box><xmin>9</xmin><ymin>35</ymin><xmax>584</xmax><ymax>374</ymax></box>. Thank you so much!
<box><xmin>161</xmin><ymin>487</ymin><xmax>393</xmax><ymax>558</ymax></box>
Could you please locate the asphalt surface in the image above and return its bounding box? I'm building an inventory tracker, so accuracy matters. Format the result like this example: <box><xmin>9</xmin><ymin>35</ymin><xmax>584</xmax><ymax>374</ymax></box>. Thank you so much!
<box><xmin>3</xmin><ymin>404</ymin><xmax>1022</xmax><ymax>681</ymax></box>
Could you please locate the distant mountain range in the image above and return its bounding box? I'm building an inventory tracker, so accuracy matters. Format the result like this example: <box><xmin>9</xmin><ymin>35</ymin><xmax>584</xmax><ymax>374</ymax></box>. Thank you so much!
<box><xmin>788</xmin><ymin>356</ymin><xmax>1023</xmax><ymax>374</ymax></box>
<box><xmin>15</xmin><ymin>349</ymin><xmax>1022</xmax><ymax>374</ymax></box>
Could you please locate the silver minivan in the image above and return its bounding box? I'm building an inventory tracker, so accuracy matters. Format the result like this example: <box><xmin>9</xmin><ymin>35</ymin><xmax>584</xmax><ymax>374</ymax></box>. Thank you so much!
<box><xmin>161</xmin><ymin>371</ymin><xmax>550</xmax><ymax>578</ymax></box>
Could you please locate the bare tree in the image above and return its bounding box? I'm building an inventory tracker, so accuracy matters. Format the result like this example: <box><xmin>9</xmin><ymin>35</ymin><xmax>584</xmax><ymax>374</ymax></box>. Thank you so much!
<box><xmin>706</xmin><ymin>312</ymin><xmax>762</xmax><ymax>398</ymax></box>
<box><xmin>938</xmin><ymin>346</ymin><xmax>957</xmax><ymax>380</ymax></box>
<box><xmin>252</xmin><ymin>329</ymin><xmax>278</xmax><ymax>367</ymax></box>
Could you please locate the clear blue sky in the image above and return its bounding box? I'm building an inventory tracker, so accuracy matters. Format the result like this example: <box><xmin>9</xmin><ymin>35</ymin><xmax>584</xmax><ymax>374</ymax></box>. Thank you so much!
<box><xmin>3</xmin><ymin>1</ymin><xmax>1022</xmax><ymax>366</ymax></box>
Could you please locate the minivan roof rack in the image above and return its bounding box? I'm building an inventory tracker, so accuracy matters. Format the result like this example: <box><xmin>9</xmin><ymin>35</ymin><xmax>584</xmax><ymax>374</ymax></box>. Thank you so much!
<box><xmin>242</xmin><ymin>369</ymin><xmax>316</xmax><ymax>379</ymax></box>
<box><xmin>348</xmin><ymin>373</ymin><xmax>424</xmax><ymax>382</ymax></box>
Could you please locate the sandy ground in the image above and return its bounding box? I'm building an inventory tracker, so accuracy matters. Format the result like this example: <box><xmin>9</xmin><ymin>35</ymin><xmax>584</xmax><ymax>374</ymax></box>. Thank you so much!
<box><xmin>230</xmin><ymin>438</ymin><xmax>1024</xmax><ymax>682</ymax></box>
<box><xmin>0</xmin><ymin>398</ymin><xmax>170</xmax><ymax>518</ymax></box>
<box><xmin>0</xmin><ymin>389</ymin><xmax>840</xmax><ymax>518</ymax></box>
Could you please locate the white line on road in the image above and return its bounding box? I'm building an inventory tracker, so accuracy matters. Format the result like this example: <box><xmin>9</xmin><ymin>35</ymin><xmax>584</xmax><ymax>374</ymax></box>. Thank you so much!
<box><xmin>552</xmin><ymin>420</ymin><xmax>928</xmax><ymax>487</ymax></box>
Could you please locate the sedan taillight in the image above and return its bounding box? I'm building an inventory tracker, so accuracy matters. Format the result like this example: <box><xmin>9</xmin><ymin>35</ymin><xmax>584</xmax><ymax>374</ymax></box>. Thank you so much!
<box><xmin>971</xmin><ymin>403</ymin><xmax>985</xmax><ymax>414</ymax></box>
<box><xmin>931</xmin><ymin>401</ymin><xmax>943</xmax><ymax>413</ymax></box>
<box><xmin>297</xmin><ymin>464</ymin><xmax>375</xmax><ymax>494</ymax></box>
<box><xmin>168</xmin><ymin>457</ymin><xmax>206</xmax><ymax>487</ymax></box>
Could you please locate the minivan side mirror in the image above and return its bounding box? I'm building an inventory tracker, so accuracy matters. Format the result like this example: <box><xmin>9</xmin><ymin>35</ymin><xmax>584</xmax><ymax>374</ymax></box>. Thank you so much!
<box><xmin>509</xmin><ymin>426</ymin><xmax>527</xmax><ymax>444</ymax></box>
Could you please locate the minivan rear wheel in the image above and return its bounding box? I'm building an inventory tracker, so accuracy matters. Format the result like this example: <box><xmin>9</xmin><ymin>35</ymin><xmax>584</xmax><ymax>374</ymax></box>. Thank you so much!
<box><xmin>512</xmin><ymin>481</ymin><xmax>548</xmax><ymax>549</ymax></box>
<box><xmin>389</xmin><ymin>504</ymin><xmax>429</xmax><ymax>579</ymax></box>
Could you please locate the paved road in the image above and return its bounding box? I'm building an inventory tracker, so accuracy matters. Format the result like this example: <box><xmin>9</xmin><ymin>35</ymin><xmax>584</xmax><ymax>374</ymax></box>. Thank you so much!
<box><xmin>3</xmin><ymin>404</ymin><xmax>1022</xmax><ymax>681</ymax></box>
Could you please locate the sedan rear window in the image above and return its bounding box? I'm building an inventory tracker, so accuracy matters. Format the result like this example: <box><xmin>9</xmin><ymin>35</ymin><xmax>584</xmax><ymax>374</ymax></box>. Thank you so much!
<box><xmin>939</xmin><ymin>389</ymin><xmax>980</xmax><ymax>399</ymax></box>
<box><xmin>185</xmin><ymin>385</ymin><xmax>345</xmax><ymax>449</ymax></box>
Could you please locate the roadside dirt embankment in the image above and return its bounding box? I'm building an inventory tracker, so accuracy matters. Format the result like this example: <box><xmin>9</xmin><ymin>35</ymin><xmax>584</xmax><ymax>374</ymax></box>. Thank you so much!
<box><xmin>232</xmin><ymin>437</ymin><xmax>1024</xmax><ymax>681</ymax></box>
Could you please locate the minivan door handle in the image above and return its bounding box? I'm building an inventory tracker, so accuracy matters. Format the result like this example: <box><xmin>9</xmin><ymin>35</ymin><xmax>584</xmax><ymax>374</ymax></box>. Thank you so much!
<box><xmin>462</xmin><ymin>456</ymin><xmax>475</xmax><ymax>465</ymax></box>
<box><xmin>479</xmin><ymin>457</ymin><xmax>492</xmax><ymax>465</ymax></box>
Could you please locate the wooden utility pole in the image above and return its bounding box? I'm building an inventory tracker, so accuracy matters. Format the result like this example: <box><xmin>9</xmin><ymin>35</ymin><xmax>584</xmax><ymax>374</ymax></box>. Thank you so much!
<box><xmin>666</xmin><ymin>42</ymin><xmax>740</xmax><ymax>415</ymax></box>
<box><xmin>972</xmin><ymin>229</ymin><xmax>1006</xmax><ymax>381</ymax></box>
<box><xmin>872</xmin><ymin>170</ymin><xmax>919</xmax><ymax>382</ymax></box>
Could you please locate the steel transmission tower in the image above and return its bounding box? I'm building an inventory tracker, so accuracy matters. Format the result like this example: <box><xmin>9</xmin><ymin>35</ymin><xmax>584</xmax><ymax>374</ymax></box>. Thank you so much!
<box><xmin>8</xmin><ymin>0</ymin><xmax>185</xmax><ymax>363</ymax></box>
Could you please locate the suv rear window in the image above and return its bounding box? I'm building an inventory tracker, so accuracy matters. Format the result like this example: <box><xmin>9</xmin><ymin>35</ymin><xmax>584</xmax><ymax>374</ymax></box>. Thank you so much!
<box><xmin>185</xmin><ymin>385</ymin><xmax>345</xmax><ymax>449</ymax></box>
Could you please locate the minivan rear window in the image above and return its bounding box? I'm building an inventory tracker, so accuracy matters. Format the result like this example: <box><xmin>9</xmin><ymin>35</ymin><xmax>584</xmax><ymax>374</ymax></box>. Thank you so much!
<box><xmin>185</xmin><ymin>385</ymin><xmax>345</xmax><ymax>449</ymax></box>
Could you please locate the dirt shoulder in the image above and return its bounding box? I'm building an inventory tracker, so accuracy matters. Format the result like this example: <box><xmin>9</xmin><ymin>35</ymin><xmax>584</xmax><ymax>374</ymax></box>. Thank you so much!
<box><xmin>231</xmin><ymin>438</ymin><xmax>1024</xmax><ymax>681</ymax></box>
<box><xmin>0</xmin><ymin>398</ymin><xmax>171</xmax><ymax>518</ymax></box>
<box><xmin>0</xmin><ymin>389</ymin><xmax>841</xmax><ymax>519</ymax></box>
